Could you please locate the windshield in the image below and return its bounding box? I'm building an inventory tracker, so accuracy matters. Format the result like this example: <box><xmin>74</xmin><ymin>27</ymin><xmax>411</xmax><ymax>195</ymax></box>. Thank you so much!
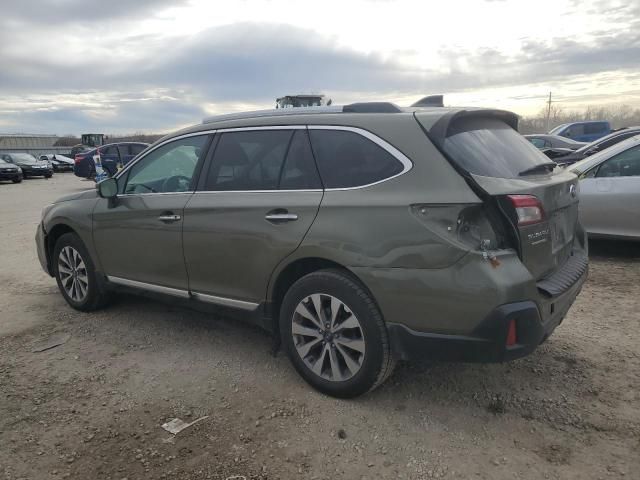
<box><xmin>11</xmin><ymin>153</ymin><xmax>38</xmax><ymax>163</ymax></box>
<box><xmin>549</xmin><ymin>124</ymin><xmax>568</xmax><ymax>135</ymax></box>
<box><xmin>443</xmin><ymin>118</ymin><xmax>551</xmax><ymax>178</ymax></box>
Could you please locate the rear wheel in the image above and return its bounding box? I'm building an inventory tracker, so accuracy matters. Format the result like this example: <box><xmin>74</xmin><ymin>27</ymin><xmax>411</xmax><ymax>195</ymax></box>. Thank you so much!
<box><xmin>53</xmin><ymin>233</ymin><xmax>110</xmax><ymax>311</ymax></box>
<box><xmin>12</xmin><ymin>177</ymin><xmax>22</xmax><ymax>183</ymax></box>
<box><xmin>280</xmin><ymin>269</ymin><xmax>395</xmax><ymax>398</ymax></box>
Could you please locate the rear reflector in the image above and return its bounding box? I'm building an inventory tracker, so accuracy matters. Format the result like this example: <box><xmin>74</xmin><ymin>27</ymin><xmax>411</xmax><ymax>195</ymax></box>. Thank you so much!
<box><xmin>506</xmin><ymin>319</ymin><xmax>517</xmax><ymax>346</ymax></box>
<box><xmin>507</xmin><ymin>195</ymin><xmax>545</xmax><ymax>226</ymax></box>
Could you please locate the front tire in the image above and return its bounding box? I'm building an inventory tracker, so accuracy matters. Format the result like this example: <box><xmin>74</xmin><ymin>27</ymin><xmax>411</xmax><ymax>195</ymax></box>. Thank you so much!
<box><xmin>280</xmin><ymin>269</ymin><xmax>395</xmax><ymax>398</ymax></box>
<box><xmin>53</xmin><ymin>233</ymin><xmax>110</xmax><ymax>311</ymax></box>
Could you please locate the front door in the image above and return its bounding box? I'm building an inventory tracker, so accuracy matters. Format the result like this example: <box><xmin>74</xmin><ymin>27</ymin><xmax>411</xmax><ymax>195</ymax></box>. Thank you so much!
<box><xmin>579</xmin><ymin>144</ymin><xmax>640</xmax><ymax>238</ymax></box>
<box><xmin>93</xmin><ymin>134</ymin><xmax>211</xmax><ymax>291</ymax></box>
<box><xmin>183</xmin><ymin>128</ymin><xmax>323</xmax><ymax>306</ymax></box>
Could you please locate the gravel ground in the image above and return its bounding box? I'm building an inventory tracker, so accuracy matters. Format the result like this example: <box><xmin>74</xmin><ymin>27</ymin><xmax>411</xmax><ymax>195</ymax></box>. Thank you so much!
<box><xmin>1</xmin><ymin>173</ymin><xmax>639</xmax><ymax>480</ymax></box>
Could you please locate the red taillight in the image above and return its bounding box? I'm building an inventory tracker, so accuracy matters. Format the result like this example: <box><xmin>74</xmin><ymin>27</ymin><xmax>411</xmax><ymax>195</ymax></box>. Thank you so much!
<box><xmin>507</xmin><ymin>195</ymin><xmax>545</xmax><ymax>226</ymax></box>
<box><xmin>74</xmin><ymin>154</ymin><xmax>83</xmax><ymax>164</ymax></box>
<box><xmin>506</xmin><ymin>319</ymin><xmax>517</xmax><ymax>346</ymax></box>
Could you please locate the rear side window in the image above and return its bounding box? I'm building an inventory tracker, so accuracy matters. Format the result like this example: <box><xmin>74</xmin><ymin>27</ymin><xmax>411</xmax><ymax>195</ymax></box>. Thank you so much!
<box><xmin>101</xmin><ymin>145</ymin><xmax>119</xmax><ymax>156</ymax></box>
<box><xmin>130</xmin><ymin>144</ymin><xmax>147</xmax><ymax>156</ymax></box>
<box><xmin>442</xmin><ymin>118</ymin><xmax>550</xmax><ymax>179</ymax></box>
<box><xmin>308</xmin><ymin>129</ymin><xmax>403</xmax><ymax>188</ymax></box>
<box><xmin>205</xmin><ymin>130</ymin><xmax>293</xmax><ymax>191</ymax></box>
<box><xmin>585</xmin><ymin>123</ymin><xmax>607</xmax><ymax>135</ymax></box>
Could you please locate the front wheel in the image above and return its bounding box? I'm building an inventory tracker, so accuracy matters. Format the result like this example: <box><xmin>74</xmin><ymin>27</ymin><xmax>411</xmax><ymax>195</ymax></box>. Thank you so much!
<box><xmin>280</xmin><ymin>269</ymin><xmax>395</xmax><ymax>398</ymax></box>
<box><xmin>53</xmin><ymin>233</ymin><xmax>110</xmax><ymax>311</ymax></box>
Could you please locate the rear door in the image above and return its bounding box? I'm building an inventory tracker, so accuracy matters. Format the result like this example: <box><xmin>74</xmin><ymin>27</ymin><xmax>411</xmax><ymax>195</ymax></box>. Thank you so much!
<box><xmin>417</xmin><ymin>112</ymin><xmax>581</xmax><ymax>280</ymax></box>
<box><xmin>579</xmin><ymin>144</ymin><xmax>640</xmax><ymax>238</ymax></box>
<box><xmin>182</xmin><ymin>127</ymin><xmax>323</xmax><ymax>307</ymax></box>
<box><xmin>100</xmin><ymin>145</ymin><xmax>121</xmax><ymax>176</ymax></box>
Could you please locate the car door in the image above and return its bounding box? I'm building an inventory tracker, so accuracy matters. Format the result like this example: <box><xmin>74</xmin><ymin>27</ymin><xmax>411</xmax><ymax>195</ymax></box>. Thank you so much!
<box><xmin>183</xmin><ymin>127</ymin><xmax>323</xmax><ymax>308</ymax></box>
<box><xmin>579</xmin><ymin>144</ymin><xmax>640</xmax><ymax>238</ymax></box>
<box><xmin>92</xmin><ymin>134</ymin><xmax>212</xmax><ymax>292</ymax></box>
<box><xmin>100</xmin><ymin>145</ymin><xmax>121</xmax><ymax>176</ymax></box>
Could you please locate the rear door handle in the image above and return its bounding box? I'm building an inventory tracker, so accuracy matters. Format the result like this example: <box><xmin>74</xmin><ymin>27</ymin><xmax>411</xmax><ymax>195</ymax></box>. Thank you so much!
<box><xmin>158</xmin><ymin>214</ymin><xmax>181</xmax><ymax>222</ymax></box>
<box><xmin>265</xmin><ymin>210</ymin><xmax>298</xmax><ymax>223</ymax></box>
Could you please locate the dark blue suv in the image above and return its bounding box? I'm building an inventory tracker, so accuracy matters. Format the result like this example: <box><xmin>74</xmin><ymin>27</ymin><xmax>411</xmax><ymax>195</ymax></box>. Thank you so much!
<box><xmin>74</xmin><ymin>142</ymin><xmax>149</xmax><ymax>179</ymax></box>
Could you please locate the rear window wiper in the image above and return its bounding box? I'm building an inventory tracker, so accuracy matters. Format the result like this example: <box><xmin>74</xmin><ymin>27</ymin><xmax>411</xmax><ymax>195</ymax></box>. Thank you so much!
<box><xmin>519</xmin><ymin>162</ymin><xmax>557</xmax><ymax>176</ymax></box>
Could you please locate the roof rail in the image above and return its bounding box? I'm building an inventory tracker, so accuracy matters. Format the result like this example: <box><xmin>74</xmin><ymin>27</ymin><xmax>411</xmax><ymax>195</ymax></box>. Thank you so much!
<box><xmin>202</xmin><ymin>102</ymin><xmax>403</xmax><ymax>124</ymax></box>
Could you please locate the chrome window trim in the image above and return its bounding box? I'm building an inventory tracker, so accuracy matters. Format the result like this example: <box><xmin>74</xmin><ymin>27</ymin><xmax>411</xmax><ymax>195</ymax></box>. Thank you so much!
<box><xmin>191</xmin><ymin>292</ymin><xmax>259</xmax><ymax>311</ymax></box>
<box><xmin>194</xmin><ymin>189</ymin><xmax>323</xmax><ymax>195</ymax></box>
<box><xmin>114</xmin><ymin>124</ymin><xmax>413</xmax><ymax>195</ymax></box>
<box><xmin>106</xmin><ymin>276</ymin><xmax>190</xmax><ymax>298</ymax></box>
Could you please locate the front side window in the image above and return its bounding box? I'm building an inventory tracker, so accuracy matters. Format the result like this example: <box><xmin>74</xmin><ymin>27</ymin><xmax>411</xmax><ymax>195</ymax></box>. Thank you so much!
<box><xmin>130</xmin><ymin>144</ymin><xmax>147</xmax><ymax>156</ymax></box>
<box><xmin>595</xmin><ymin>145</ymin><xmax>640</xmax><ymax>178</ymax></box>
<box><xmin>529</xmin><ymin>138</ymin><xmax>545</xmax><ymax>149</ymax></box>
<box><xmin>308</xmin><ymin>129</ymin><xmax>403</xmax><ymax>188</ymax></box>
<box><xmin>123</xmin><ymin>135</ymin><xmax>208</xmax><ymax>194</ymax></box>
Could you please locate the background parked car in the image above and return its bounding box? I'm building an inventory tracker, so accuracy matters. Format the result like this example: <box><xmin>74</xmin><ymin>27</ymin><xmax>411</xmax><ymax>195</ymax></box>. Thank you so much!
<box><xmin>571</xmin><ymin>135</ymin><xmax>640</xmax><ymax>240</ymax></box>
<box><xmin>554</xmin><ymin>127</ymin><xmax>640</xmax><ymax>165</ymax></box>
<box><xmin>0</xmin><ymin>158</ymin><xmax>23</xmax><ymax>183</ymax></box>
<box><xmin>524</xmin><ymin>134</ymin><xmax>587</xmax><ymax>150</ymax></box>
<box><xmin>74</xmin><ymin>142</ymin><xmax>149</xmax><ymax>179</ymax></box>
<box><xmin>548</xmin><ymin>121</ymin><xmax>611</xmax><ymax>142</ymax></box>
<box><xmin>1</xmin><ymin>153</ymin><xmax>53</xmax><ymax>178</ymax></box>
<box><xmin>40</xmin><ymin>154</ymin><xmax>74</xmax><ymax>172</ymax></box>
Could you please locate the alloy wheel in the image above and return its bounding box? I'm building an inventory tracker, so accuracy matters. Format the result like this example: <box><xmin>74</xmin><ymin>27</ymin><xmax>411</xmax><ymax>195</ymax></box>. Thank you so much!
<box><xmin>291</xmin><ymin>293</ymin><xmax>366</xmax><ymax>382</ymax></box>
<box><xmin>58</xmin><ymin>246</ymin><xmax>88</xmax><ymax>302</ymax></box>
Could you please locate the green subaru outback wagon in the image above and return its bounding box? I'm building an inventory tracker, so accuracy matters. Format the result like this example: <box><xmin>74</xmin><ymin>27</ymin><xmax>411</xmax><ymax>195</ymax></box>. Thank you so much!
<box><xmin>36</xmin><ymin>102</ymin><xmax>588</xmax><ymax>397</ymax></box>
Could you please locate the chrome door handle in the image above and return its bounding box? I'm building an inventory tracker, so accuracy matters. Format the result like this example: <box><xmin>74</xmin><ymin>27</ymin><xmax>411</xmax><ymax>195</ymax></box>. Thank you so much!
<box><xmin>158</xmin><ymin>214</ymin><xmax>181</xmax><ymax>222</ymax></box>
<box><xmin>265</xmin><ymin>213</ymin><xmax>298</xmax><ymax>222</ymax></box>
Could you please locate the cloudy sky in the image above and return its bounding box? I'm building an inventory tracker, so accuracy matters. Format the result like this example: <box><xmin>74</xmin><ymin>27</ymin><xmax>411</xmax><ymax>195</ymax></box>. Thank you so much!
<box><xmin>1</xmin><ymin>0</ymin><xmax>639</xmax><ymax>135</ymax></box>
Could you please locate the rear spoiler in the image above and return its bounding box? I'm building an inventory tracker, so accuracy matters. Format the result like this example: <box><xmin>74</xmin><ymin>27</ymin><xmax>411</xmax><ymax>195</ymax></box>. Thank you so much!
<box><xmin>425</xmin><ymin>109</ymin><xmax>519</xmax><ymax>149</ymax></box>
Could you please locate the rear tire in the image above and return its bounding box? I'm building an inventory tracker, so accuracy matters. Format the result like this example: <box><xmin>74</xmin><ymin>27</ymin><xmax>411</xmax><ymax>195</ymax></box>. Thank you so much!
<box><xmin>53</xmin><ymin>233</ymin><xmax>110</xmax><ymax>311</ymax></box>
<box><xmin>280</xmin><ymin>269</ymin><xmax>395</xmax><ymax>398</ymax></box>
<box><xmin>12</xmin><ymin>177</ymin><xmax>22</xmax><ymax>183</ymax></box>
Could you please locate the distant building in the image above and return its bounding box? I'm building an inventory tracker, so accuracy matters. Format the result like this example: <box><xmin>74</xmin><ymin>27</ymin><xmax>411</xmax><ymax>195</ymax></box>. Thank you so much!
<box><xmin>0</xmin><ymin>133</ymin><xmax>70</xmax><ymax>156</ymax></box>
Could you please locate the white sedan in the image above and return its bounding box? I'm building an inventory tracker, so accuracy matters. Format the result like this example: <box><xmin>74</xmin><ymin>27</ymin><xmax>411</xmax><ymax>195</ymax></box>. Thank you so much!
<box><xmin>571</xmin><ymin>135</ymin><xmax>640</xmax><ymax>240</ymax></box>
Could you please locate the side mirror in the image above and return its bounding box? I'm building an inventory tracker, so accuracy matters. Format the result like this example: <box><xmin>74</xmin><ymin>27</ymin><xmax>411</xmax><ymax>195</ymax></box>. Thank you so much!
<box><xmin>97</xmin><ymin>177</ymin><xmax>118</xmax><ymax>198</ymax></box>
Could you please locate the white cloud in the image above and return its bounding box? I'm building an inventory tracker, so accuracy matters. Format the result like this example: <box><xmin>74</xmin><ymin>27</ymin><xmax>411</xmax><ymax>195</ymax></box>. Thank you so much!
<box><xmin>0</xmin><ymin>0</ymin><xmax>638</xmax><ymax>134</ymax></box>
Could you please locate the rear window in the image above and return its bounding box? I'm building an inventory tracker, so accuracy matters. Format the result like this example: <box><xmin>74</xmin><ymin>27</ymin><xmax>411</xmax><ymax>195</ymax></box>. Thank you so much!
<box><xmin>442</xmin><ymin>118</ymin><xmax>550</xmax><ymax>178</ymax></box>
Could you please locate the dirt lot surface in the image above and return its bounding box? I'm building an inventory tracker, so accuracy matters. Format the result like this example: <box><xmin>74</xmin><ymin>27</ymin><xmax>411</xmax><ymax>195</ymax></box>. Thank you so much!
<box><xmin>1</xmin><ymin>174</ymin><xmax>639</xmax><ymax>480</ymax></box>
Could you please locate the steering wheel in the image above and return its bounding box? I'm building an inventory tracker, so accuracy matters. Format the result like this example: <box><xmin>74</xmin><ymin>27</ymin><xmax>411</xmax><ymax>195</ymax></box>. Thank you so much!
<box><xmin>161</xmin><ymin>175</ymin><xmax>191</xmax><ymax>193</ymax></box>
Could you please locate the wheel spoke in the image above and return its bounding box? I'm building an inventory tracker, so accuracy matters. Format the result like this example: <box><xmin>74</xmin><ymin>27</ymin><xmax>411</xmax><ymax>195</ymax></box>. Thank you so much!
<box><xmin>311</xmin><ymin>344</ymin><xmax>329</xmax><ymax>376</ymax></box>
<box><xmin>310</xmin><ymin>294</ymin><xmax>325</xmax><ymax>325</ymax></box>
<box><xmin>328</xmin><ymin>346</ymin><xmax>344</xmax><ymax>381</ymax></box>
<box><xmin>335</xmin><ymin>344</ymin><xmax>362</xmax><ymax>376</ymax></box>
<box><xmin>60</xmin><ymin>248</ymin><xmax>72</xmax><ymax>269</ymax></box>
<box><xmin>76</xmin><ymin>278</ymin><xmax>87</xmax><ymax>298</ymax></box>
<box><xmin>335</xmin><ymin>336</ymin><xmax>366</xmax><ymax>353</ymax></box>
<box><xmin>334</xmin><ymin>314</ymin><xmax>360</xmax><ymax>331</ymax></box>
<box><xmin>296</xmin><ymin>337</ymin><xmax>322</xmax><ymax>358</ymax></box>
<box><xmin>58</xmin><ymin>264</ymin><xmax>73</xmax><ymax>275</ymax></box>
<box><xmin>292</xmin><ymin>323</ymin><xmax>322</xmax><ymax>338</ymax></box>
<box><xmin>295</xmin><ymin>302</ymin><xmax>323</xmax><ymax>330</ymax></box>
<box><xmin>329</xmin><ymin>296</ymin><xmax>341</xmax><ymax>330</ymax></box>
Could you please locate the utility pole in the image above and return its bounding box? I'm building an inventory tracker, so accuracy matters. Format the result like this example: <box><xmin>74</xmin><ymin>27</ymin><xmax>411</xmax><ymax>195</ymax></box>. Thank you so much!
<box><xmin>546</xmin><ymin>92</ymin><xmax>552</xmax><ymax>132</ymax></box>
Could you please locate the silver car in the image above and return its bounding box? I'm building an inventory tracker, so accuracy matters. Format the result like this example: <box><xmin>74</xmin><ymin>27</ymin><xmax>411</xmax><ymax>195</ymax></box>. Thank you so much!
<box><xmin>571</xmin><ymin>134</ymin><xmax>640</xmax><ymax>240</ymax></box>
